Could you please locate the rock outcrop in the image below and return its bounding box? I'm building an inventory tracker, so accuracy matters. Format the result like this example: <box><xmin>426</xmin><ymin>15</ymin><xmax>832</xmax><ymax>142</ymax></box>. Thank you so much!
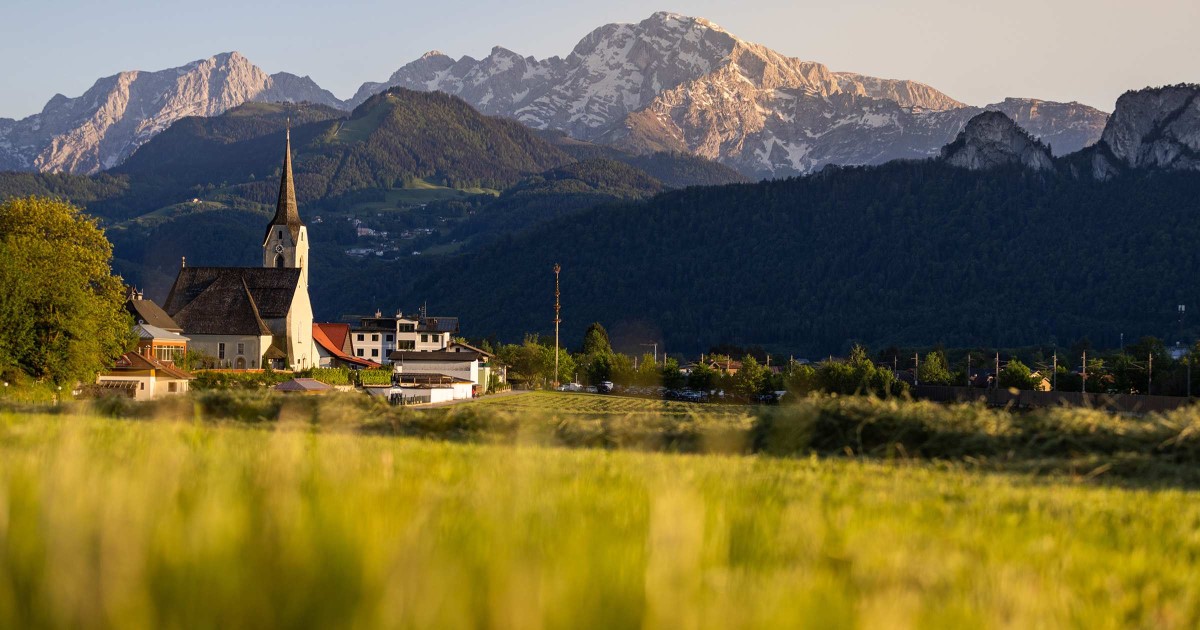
<box><xmin>941</xmin><ymin>111</ymin><xmax>1054</xmax><ymax>171</ymax></box>
<box><xmin>1090</xmin><ymin>84</ymin><xmax>1200</xmax><ymax>178</ymax></box>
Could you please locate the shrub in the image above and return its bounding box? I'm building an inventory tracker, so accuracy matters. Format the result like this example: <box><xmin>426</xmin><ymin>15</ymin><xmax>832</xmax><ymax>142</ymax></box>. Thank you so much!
<box><xmin>358</xmin><ymin>369</ymin><xmax>393</xmax><ymax>386</ymax></box>
<box><xmin>311</xmin><ymin>367</ymin><xmax>352</xmax><ymax>386</ymax></box>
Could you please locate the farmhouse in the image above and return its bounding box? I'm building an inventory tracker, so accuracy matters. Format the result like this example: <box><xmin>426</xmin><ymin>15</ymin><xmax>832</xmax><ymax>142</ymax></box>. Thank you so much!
<box><xmin>96</xmin><ymin>352</ymin><xmax>193</xmax><ymax>401</ymax></box>
<box><xmin>162</xmin><ymin>129</ymin><xmax>316</xmax><ymax>370</ymax></box>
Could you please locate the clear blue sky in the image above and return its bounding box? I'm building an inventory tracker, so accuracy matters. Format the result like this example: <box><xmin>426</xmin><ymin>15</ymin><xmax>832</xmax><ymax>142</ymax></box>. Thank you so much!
<box><xmin>2</xmin><ymin>0</ymin><xmax>1196</xmax><ymax>119</ymax></box>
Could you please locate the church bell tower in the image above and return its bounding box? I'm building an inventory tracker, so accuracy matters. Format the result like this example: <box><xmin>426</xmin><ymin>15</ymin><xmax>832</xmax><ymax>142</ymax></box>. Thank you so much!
<box><xmin>263</xmin><ymin>123</ymin><xmax>309</xmax><ymax>286</ymax></box>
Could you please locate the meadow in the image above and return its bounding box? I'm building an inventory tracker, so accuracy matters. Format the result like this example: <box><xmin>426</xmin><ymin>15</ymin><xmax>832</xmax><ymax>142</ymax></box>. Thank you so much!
<box><xmin>2</xmin><ymin>393</ymin><xmax>1200</xmax><ymax>627</ymax></box>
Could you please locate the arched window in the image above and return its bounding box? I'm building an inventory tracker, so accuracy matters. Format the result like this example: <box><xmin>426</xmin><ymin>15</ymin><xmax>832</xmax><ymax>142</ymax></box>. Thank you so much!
<box><xmin>274</xmin><ymin>254</ymin><xmax>284</xmax><ymax>268</ymax></box>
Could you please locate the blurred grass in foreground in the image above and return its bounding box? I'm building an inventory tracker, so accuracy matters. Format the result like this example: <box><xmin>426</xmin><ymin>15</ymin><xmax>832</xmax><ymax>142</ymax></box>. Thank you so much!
<box><xmin>2</xmin><ymin>411</ymin><xmax>1200</xmax><ymax>628</ymax></box>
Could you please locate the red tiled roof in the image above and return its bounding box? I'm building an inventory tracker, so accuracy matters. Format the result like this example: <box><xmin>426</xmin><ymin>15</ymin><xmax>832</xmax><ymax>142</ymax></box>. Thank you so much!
<box><xmin>316</xmin><ymin>322</ymin><xmax>350</xmax><ymax>352</ymax></box>
<box><xmin>313</xmin><ymin>323</ymin><xmax>380</xmax><ymax>368</ymax></box>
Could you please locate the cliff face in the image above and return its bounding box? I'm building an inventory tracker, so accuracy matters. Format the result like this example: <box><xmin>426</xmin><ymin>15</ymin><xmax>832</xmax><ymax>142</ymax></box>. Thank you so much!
<box><xmin>1091</xmin><ymin>84</ymin><xmax>1200</xmax><ymax>178</ymax></box>
<box><xmin>0</xmin><ymin>52</ymin><xmax>343</xmax><ymax>174</ymax></box>
<box><xmin>941</xmin><ymin>111</ymin><xmax>1054</xmax><ymax>172</ymax></box>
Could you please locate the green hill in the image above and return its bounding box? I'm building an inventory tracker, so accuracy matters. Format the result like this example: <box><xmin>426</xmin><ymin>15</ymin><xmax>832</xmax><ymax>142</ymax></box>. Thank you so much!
<box><xmin>536</xmin><ymin>129</ymin><xmax>747</xmax><ymax>188</ymax></box>
<box><xmin>449</xmin><ymin>158</ymin><xmax>666</xmax><ymax>241</ymax></box>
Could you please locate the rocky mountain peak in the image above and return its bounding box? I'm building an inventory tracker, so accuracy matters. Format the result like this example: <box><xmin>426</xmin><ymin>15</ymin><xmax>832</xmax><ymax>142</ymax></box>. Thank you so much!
<box><xmin>941</xmin><ymin>111</ymin><xmax>1054</xmax><ymax>171</ymax></box>
<box><xmin>346</xmin><ymin>12</ymin><xmax>1102</xmax><ymax>178</ymax></box>
<box><xmin>1092</xmin><ymin>83</ymin><xmax>1200</xmax><ymax>178</ymax></box>
<box><xmin>0</xmin><ymin>52</ymin><xmax>344</xmax><ymax>173</ymax></box>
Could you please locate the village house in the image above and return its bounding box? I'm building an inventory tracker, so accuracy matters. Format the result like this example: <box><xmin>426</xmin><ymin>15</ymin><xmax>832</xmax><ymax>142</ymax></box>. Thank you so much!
<box><xmin>162</xmin><ymin>128</ymin><xmax>316</xmax><ymax>370</ymax></box>
<box><xmin>96</xmin><ymin>294</ymin><xmax>193</xmax><ymax>399</ymax></box>
<box><xmin>368</xmin><ymin>349</ymin><xmax>488</xmax><ymax>403</ymax></box>
<box><xmin>350</xmin><ymin>312</ymin><xmax>397</xmax><ymax>364</ymax></box>
<box><xmin>96</xmin><ymin>352</ymin><xmax>194</xmax><ymax>400</ymax></box>
<box><xmin>350</xmin><ymin>307</ymin><xmax>460</xmax><ymax>365</ymax></box>
<box><xmin>313</xmin><ymin>323</ymin><xmax>379</xmax><ymax>369</ymax></box>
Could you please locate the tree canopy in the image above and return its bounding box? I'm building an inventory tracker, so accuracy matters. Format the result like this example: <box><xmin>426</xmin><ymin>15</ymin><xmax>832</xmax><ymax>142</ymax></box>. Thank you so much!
<box><xmin>0</xmin><ymin>197</ymin><xmax>134</xmax><ymax>384</ymax></box>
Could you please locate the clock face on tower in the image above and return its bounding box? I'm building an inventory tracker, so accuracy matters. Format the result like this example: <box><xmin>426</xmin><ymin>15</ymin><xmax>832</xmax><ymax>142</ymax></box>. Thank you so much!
<box><xmin>274</xmin><ymin>244</ymin><xmax>284</xmax><ymax>253</ymax></box>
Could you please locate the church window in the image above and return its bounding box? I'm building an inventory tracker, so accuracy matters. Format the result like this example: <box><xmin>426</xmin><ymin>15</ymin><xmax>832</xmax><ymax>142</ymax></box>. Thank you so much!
<box><xmin>277</xmin><ymin>229</ymin><xmax>283</xmax><ymax>240</ymax></box>
<box><xmin>237</xmin><ymin>342</ymin><xmax>245</xmax><ymax>355</ymax></box>
<box><xmin>218</xmin><ymin>343</ymin><xmax>226</xmax><ymax>360</ymax></box>
<box><xmin>275</xmin><ymin>254</ymin><xmax>284</xmax><ymax>268</ymax></box>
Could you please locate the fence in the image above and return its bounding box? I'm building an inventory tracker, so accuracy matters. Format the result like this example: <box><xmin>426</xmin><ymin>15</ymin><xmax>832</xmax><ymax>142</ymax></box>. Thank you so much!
<box><xmin>914</xmin><ymin>385</ymin><xmax>1194</xmax><ymax>414</ymax></box>
<box><xmin>388</xmin><ymin>393</ymin><xmax>432</xmax><ymax>406</ymax></box>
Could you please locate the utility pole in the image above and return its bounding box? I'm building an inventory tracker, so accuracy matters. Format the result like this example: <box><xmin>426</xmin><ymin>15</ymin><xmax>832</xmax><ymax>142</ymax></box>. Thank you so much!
<box><xmin>553</xmin><ymin>263</ymin><xmax>561</xmax><ymax>387</ymax></box>
<box><xmin>995</xmin><ymin>352</ymin><xmax>1000</xmax><ymax>390</ymax></box>
<box><xmin>640</xmin><ymin>342</ymin><xmax>658</xmax><ymax>365</ymax></box>
<box><xmin>1148</xmin><ymin>352</ymin><xmax>1153</xmax><ymax>396</ymax></box>
<box><xmin>1052</xmin><ymin>353</ymin><xmax>1057</xmax><ymax>391</ymax></box>
<box><xmin>1082</xmin><ymin>351</ymin><xmax>1087</xmax><ymax>394</ymax></box>
<box><xmin>914</xmin><ymin>353</ymin><xmax>920</xmax><ymax>387</ymax></box>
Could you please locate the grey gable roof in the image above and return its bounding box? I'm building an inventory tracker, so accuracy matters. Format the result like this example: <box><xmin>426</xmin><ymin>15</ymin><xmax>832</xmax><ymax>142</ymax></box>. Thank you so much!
<box><xmin>125</xmin><ymin>298</ymin><xmax>182</xmax><ymax>332</ymax></box>
<box><xmin>164</xmin><ymin>267</ymin><xmax>300</xmax><ymax>336</ymax></box>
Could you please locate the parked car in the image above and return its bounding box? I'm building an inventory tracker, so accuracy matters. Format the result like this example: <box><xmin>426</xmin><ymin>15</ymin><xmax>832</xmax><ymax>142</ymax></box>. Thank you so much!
<box><xmin>598</xmin><ymin>381</ymin><xmax>614</xmax><ymax>394</ymax></box>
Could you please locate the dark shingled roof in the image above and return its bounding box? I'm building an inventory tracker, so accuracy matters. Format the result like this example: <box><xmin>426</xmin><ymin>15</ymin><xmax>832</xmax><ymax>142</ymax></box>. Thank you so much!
<box><xmin>417</xmin><ymin>317</ymin><xmax>459</xmax><ymax>333</ymax></box>
<box><xmin>125</xmin><ymin>298</ymin><xmax>182</xmax><ymax>332</ymax></box>
<box><xmin>264</xmin><ymin>129</ymin><xmax>304</xmax><ymax>244</ymax></box>
<box><xmin>164</xmin><ymin>267</ymin><xmax>300</xmax><ymax>336</ymax></box>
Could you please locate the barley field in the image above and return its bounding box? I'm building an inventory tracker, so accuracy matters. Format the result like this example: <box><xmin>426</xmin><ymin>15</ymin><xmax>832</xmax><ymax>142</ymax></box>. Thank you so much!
<box><xmin>2</xmin><ymin>408</ymin><xmax>1199</xmax><ymax>629</ymax></box>
<box><xmin>467</xmin><ymin>391</ymin><xmax>750</xmax><ymax>416</ymax></box>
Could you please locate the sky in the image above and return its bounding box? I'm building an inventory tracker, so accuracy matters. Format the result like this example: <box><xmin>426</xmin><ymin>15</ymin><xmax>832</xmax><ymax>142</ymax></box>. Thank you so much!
<box><xmin>1</xmin><ymin>0</ymin><xmax>1197</xmax><ymax>119</ymax></box>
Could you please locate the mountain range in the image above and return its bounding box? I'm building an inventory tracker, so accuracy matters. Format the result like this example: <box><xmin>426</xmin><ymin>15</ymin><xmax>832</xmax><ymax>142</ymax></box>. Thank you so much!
<box><xmin>1</xmin><ymin>12</ymin><xmax>1110</xmax><ymax>178</ymax></box>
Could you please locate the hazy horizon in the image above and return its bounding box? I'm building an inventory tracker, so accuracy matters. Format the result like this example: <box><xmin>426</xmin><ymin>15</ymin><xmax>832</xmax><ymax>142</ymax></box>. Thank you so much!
<box><xmin>1</xmin><ymin>0</ymin><xmax>1197</xmax><ymax>119</ymax></box>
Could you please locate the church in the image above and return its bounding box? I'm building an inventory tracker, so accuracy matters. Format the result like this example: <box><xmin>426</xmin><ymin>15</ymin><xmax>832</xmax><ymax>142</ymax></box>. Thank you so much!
<box><xmin>163</xmin><ymin>128</ymin><xmax>316</xmax><ymax>370</ymax></box>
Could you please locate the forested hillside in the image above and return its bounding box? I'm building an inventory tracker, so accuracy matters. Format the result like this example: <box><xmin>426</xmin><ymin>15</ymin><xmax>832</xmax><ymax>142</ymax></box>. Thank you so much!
<box><xmin>412</xmin><ymin>162</ymin><xmax>1200</xmax><ymax>355</ymax></box>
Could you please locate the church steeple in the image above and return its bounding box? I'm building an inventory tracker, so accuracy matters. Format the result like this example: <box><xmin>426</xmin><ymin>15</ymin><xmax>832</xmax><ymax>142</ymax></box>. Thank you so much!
<box><xmin>262</xmin><ymin>120</ymin><xmax>309</xmax><ymax>286</ymax></box>
<box><xmin>263</xmin><ymin>121</ymin><xmax>303</xmax><ymax>245</ymax></box>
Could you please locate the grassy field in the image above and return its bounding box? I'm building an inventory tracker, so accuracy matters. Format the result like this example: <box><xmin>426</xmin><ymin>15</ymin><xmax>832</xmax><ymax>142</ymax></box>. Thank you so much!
<box><xmin>1</xmin><ymin>410</ymin><xmax>1199</xmax><ymax>628</ymax></box>
<box><xmin>467</xmin><ymin>391</ymin><xmax>752</xmax><ymax>417</ymax></box>
<box><xmin>4</xmin><ymin>393</ymin><xmax>1200</xmax><ymax>626</ymax></box>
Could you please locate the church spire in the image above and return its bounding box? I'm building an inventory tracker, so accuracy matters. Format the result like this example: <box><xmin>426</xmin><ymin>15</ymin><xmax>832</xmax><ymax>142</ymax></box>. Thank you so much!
<box><xmin>264</xmin><ymin>120</ymin><xmax>303</xmax><ymax>244</ymax></box>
